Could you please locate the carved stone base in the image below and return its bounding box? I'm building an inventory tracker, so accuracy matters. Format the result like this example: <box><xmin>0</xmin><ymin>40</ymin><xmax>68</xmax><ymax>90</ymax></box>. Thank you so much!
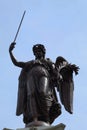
<box><xmin>3</xmin><ymin>123</ymin><xmax>66</xmax><ymax>130</ymax></box>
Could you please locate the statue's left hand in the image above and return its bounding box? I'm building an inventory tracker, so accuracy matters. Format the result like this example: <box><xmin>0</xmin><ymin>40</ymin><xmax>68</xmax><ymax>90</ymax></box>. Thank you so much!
<box><xmin>9</xmin><ymin>42</ymin><xmax>16</xmax><ymax>52</ymax></box>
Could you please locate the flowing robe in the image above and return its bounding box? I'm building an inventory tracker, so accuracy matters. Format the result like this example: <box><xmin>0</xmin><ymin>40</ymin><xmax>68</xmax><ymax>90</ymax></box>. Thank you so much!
<box><xmin>16</xmin><ymin>59</ymin><xmax>61</xmax><ymax>124</ymax></box>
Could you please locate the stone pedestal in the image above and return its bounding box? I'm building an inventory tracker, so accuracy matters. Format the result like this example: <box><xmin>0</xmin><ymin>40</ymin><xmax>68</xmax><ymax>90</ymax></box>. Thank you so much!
<box><xmin>3</xmin><ymin>123</ymin><xmax>65</xmax><ymax>130</ymax></box>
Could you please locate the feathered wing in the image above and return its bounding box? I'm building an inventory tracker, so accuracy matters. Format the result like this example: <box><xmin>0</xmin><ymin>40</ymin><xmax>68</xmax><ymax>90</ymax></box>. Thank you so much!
<box><xmin>59</xmin><ymin>66</ymin><xmax>74</xmax><ymax>114</ymax></box>
<box><xmin>55</xmin><ymin>56</ymin><xmax>79</xmax><ymax>114</ymax></box>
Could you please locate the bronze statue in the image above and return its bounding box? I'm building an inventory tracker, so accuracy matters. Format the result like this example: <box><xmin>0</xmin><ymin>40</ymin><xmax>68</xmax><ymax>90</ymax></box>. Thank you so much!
<box><xmin>9</xmin><ymin>43</ymin><xmax>79</xmax><ymax>127</ymax></box>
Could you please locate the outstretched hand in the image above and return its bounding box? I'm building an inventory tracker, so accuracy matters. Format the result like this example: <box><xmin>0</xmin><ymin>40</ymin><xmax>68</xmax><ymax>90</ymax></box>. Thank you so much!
<box><xmin>9</xmin><ymin>42</ymin><xmax>16</xmax><ymax>52</ymax></box>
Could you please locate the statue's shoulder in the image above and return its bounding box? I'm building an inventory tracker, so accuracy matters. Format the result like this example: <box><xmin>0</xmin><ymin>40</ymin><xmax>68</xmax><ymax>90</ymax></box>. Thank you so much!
<box><xmin>25</xmin><ymin>60</ymin><xmax>34</xmax><ymax>65</ymax></box>
<box><xmin>46</xmin><ymin>58</ymin><xmax>53</xmax><ymax>63</ymax></box>
<box><xmin>45</xmin><ymin>58</ymin><xmax>55</xmax><ymax>69</ymax></box>
<box><xmin>20</xmin><ymin>60</ymin><xmax>34</xmax><ymax>72</ymax></box>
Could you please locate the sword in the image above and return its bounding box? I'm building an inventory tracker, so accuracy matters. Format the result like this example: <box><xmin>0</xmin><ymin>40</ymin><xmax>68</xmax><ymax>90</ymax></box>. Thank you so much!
<box><xmin>13</xmin><ymin>10</ymin><xmax>26</xmax><ymax>43</ymax></box>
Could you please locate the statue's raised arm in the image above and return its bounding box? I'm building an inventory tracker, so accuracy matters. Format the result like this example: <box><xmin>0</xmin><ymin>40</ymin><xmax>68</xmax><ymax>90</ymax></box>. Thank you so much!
<box><xmin>9</xmin><ymin>42</ymin><xmax>26</xmax><ymax>68</ymax></box>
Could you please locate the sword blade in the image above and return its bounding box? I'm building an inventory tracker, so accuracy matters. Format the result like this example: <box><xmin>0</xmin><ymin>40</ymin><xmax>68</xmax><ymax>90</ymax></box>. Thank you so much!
<box><xmin>13</xmin><ymin>10</ymin><xmax>26</xmax><ymax>42</ymax></box>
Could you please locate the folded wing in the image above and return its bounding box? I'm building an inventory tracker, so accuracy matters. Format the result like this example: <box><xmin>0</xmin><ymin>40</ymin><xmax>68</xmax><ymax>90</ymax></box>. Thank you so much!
<box><xmin>55</xmin><ymin>56</ymin><xmax>79</xmax><ymax>114</ymax></box>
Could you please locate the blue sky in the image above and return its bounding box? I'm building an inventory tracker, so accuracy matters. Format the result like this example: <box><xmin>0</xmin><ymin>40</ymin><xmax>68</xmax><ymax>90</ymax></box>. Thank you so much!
<box><xmin>0</xmin><ymin>0</ymin><xmax>87</xmax><ymax>130</ymax></box>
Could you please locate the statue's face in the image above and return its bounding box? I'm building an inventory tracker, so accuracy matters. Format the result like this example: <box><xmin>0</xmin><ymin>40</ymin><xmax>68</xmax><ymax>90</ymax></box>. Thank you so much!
<box><xmin>34</xmin><ymin>48</ymin><xmax>44</xmax><ymax>59</ymax></box>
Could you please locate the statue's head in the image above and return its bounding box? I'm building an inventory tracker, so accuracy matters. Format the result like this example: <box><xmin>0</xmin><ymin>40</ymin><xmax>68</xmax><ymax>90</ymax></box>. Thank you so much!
<box><xmin>33</xmin><ymin>44</ymin><xmax>46</xmax><ymax>59</ymax></box>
